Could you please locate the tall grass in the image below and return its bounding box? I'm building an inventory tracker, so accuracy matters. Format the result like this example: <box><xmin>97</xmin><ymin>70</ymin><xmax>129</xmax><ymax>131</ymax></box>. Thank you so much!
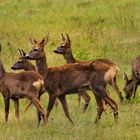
<box><xmin>0</xmin><ymin>0</ymin><xmax>140</xmax><ymax>139</ymax></box>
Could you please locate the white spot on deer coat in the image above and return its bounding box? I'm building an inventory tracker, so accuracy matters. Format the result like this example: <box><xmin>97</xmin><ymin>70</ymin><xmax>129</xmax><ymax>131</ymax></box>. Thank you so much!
<box><xmin>104</xmin><ymin>66</ymin><xmax>119</xmax><ymax>82</ymax></box>
<box><xmin>33</xmin><ymin>79</ymin><xmax>44</xmax><ymax>89</ymax></box>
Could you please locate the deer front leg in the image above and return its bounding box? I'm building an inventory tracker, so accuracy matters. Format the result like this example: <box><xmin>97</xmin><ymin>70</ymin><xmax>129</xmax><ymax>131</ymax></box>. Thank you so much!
<box><xmin>3</xmin><ymin>96</ymin><xmax>10</xmax><ymax>123</ymax></box>
<box><xmin>93</xmin><ymin>94</ymin><xmax>104</xmax><ymax>124</ymax></box>
<box><xmin>46</xmin><ymin>94</ymin><xmax>57</xmax><ymax>123</ymax></box>
<box><xmin>58</xmin><ymin>95</ymin><xmax>74</xmax><ymax>124</ymax></box>
<box><xmin>13</xmin><ymin>98</ymin><xmax>20</xmax><ymax>124</ymax></box>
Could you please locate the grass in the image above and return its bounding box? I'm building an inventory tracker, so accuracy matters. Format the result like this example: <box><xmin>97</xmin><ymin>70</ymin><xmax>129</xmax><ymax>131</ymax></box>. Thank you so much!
<box><xmin>0</xmin><ymin>0</ymin><xmax>140</xmax><ymax>139</ymax></box>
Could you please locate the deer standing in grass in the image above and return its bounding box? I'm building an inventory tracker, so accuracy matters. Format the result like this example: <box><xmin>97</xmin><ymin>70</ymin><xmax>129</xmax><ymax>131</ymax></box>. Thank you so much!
<box><xmin>54</xmin><ymin>34</ymin><xmax>123</xmax><ymax>103</ymax></box>
<box><xmin>25</xmin><ymin>34</ymin><xmax>119</xmax><ymax>124</ymax></box>
<box><xmin>123</xmin><ymin>56</ymin><xmax>140</xmax><ymax>99</ymax></box>
<box><xmin>0</xmin><ymin>44</ymin><xmax>46</xmax><ymax>126</ymax></box>
<box><xmin>11</xmin><ymin>49</ymin><xmax>59</xmax><ymax>112</ymax></box>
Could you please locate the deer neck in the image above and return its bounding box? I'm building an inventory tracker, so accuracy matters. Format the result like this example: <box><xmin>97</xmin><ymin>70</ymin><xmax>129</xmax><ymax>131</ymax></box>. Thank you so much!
<box><xmin>24</xmin><ymin>62</ymin><xmax>36</xmax><ymax>71</ymax></box>
<box><xmin>36</xmin><ymin>54</ymin><xmax>48</xmax><ymax>78</ymax></box>
<box><xmin>0</xmin><ymin>59</ymin><xmax>5</xmax><ymax>78</ymax></box>
<box><xmin>63</xmin><ymin>51</ymin><xmax>76</xmax><ymax>64</ymax></box>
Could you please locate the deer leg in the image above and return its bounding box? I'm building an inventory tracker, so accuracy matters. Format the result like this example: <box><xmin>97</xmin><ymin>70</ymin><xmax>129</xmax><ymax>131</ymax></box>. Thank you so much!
<box><xmin>55</xmin><ymin>98</ymin><xmax>59</xmax><ymax>107</ymax></box>
<box><xmin>24</xmin><ymin>92</ymin><xmax>41</xmax><ymax>112</ymax></box>
<box><xmin>30</xmin><ymin>96</ymin><xmax>45</xmax><ymax>126</ymax></box>
<box><xmin>77</xmin><ymin>95</ymin><xmax>81</xmax><ymax>107</ymax></box>
<box><xmin>3</xmin><ymin>97</ymin><xmax>10</xmax><ymax>123</ymax></box>
<box><xmin>58</xmin><ymin>95</ymin><xmax>74</xmax><ymax>124</ymax></box>
<box><xmin>93</xmin><ymin>86</ymin><xmax>118</xmax><ymax>123</ymax></box>
<box><xmin>46</xmin><ymin>94</ymin><xmax>57</xmax><ymax>123</ymax></box>
<box><xmin>110</xmin><ymin>76</ymin><xmax>123</xmax><ymax>102</ymax></box>
<box><xmin>94</xmin><ymin>94</ymin><xmax>104</xmax><ymax>124</ymax></box>
<box><xmin>80</xmin><ymin>92</ymin><xmax>90</xmax><ymax>112</ymax></box>
<box><xmin>24</xmin><ymin>101</ymin><xmax>32</xmax><ymax>112</ymax></box>
<box><xmin>14</xmin><ymin>99</ymin><xmax>20</xmax><ymax>124</ymax></box>
<box><xmin>133</xmin><ymin>84</ymin><xmax>138</xmax><ymax>99</ymax></box>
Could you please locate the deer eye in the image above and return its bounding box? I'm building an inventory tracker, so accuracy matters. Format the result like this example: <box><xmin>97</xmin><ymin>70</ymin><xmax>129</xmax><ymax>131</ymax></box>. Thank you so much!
<box><xmin>61</xmin><ymin>46</ymin><xmax>65</xmax><ymax>48</ymax></box>
<box><xmin>34</xmin><ymin>49</ymin><xmax>38</xmax><ymax>52</ymax></box>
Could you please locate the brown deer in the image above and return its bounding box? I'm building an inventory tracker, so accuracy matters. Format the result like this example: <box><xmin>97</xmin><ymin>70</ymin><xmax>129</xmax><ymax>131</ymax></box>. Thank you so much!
<box><xmin>54</xmin><ymin>34</ymin><xmax>123</xmax><ymax>103</ymax></box>
<box><xmin>12</xmin><ymin>49</ymin><xmax>90</xmax><ymax>111</ymax></box>
<box><xmin>11</xmin><ymin>49</ymin><xmax>59</xmax><ymax>112</ymax></box>
<box><xmin>0</xmin><ymin>44</ymin><xmax>45</xmax><ymax>126</ymax></box>
<box><xmin>25</xmin><ymin>34</ymin><xmax>118</xmax><ymax>124</ymax></box>
<box><xmin>123</xmin><ymin>56</ymin><xmax>140</xmax><ymax>99</ymax></box>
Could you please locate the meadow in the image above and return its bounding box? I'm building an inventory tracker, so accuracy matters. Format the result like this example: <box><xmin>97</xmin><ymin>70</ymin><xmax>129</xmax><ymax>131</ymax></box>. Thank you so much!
<box><xmin>0</xmin><ymin>0</ymin><xmax>140</xmax><ymax>139</ymax></box>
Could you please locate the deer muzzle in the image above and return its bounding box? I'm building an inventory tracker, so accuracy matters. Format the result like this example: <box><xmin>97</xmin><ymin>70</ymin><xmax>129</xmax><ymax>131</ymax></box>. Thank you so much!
<box><xmin>53</xmin><ymin>49</ymin><xmax>61</xmax><ymax>54</ymax></box>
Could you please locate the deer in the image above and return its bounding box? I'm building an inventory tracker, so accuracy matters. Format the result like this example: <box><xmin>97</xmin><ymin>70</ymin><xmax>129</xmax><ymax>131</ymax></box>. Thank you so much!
<box><xmin>123</xmin><ymin>56</ymin><xmax>140</xmax><ymax>99</ymax></box>
<box><xmin>25</xmin><ymin>34</ymin><xmax>118</xmax><ymax>124</ymax></box>
<box><xmin>0</xmin><ymin>43</ymin><xmax>46</xmax><ymax>126</ymax></box>
<box><xmin>11</xmin><ymin>49</ymin><xmax>59</xmax><ymax>112</ymax></box>
<box><xmin>11</xmin><ymin>49</ymin><xmax>89</xmax><ymax>112</ymax></box>
<box><xmin>53</xmin><ymin>34</ymin><xmax>123</xmax><ymax>103</ymax></box>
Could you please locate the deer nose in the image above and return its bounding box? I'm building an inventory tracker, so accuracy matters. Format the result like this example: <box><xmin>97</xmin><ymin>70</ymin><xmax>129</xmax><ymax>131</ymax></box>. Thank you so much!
<box><xmin>53</xmin><ymin>49</ymin><xmax>59</xmax><ymax>53</ymax></box>
<box><xmin>11</xmin><ymin>66</ymin><xmax>16</xmax><ymax>70</ymax></box>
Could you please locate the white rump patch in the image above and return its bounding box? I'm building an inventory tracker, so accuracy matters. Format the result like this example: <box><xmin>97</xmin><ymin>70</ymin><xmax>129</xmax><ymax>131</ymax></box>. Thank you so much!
<box><xmin>33</xmin><ymin>79</ymin><xmax>44</xmax><ymax>89</ymax></box>
<box><xmin>104</xmin><ymin>66</ymin><xmax>119</xmax><ymax>82</ymax></box>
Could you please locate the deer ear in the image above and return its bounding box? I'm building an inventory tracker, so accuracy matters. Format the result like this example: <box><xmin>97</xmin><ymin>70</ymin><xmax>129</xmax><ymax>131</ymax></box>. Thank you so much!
<box><xmin>66</xmin><ymin>34</ymin><xmax>71</xmax><ymax>44</ymax></box>
<box><xmin>61</xmin><ymin>33</ymin><xmax>65</xmax><ymax>41</ymax></box>
<box><xmin>21</xmin><ymin>49</ymin><xmax>26</xmax><ymax>56</ymax></box>
<box><xmin>39</xmin><ymin>33</ymin><xmax>49</xmax><ymax>47</ymax></box>
<box><xmin>29</xmin><ymin>37</ymin><xmax>37</xmax><ymax>45</ymax></box>
<box><xmin>18</xmin><ymin>49</ymin><xmax>22</xmax><ymax>56</ymax></box>
<box><xmin>123</xmin><ymin>73</ymin><xmax>129</xmax><ymax>82</ymax></box>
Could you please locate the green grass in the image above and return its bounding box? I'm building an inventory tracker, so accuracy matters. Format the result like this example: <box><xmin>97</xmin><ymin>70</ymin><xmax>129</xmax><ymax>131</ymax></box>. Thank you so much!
<box><xmin>0</xmin><ymin>0</ymin><xmax>140</xmax><ymax>139</ymax></box>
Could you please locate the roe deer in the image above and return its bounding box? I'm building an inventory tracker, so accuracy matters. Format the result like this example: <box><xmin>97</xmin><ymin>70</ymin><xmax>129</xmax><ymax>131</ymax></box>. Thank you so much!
<box><xmin>25</xmin><ymin>34</ymin><xmax>118</xmax><ymax>124</ymax></box>
<box><xmin>123</xmin><ymin>56</ymin><xmax>140</xmax><ymax>99</ymax></box>
<box><xmin>0</xmin><ymin>44</ymin><xmax>45</xmax><ymax>126</ymax></box>
<box><xmin>11</xmin><ymin>49</ymin><xmax>59</xmax><ymax>112</ymax></box>
<box><xmin>54</xmin><ymin>34</ymin><xmax>123</xmax><ymax>103</ymax></box>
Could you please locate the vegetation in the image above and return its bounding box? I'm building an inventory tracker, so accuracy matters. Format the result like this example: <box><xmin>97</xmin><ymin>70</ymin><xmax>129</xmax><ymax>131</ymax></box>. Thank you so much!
<box><xmin>0</xmin><ymin>0</ymin><xmax>140</xmax><ymax>139</ymax></box>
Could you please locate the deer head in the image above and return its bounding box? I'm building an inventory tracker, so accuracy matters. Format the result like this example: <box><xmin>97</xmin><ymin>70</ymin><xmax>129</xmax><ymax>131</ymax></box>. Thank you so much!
<box><xmin>123</xmin><ymin>73</ymin><xmax>138</xmax><ymax>99</ymax></box>
<box><xmin>54</xmin><ymin>34</ymin><xmax>71</xmax><ymax>54</ymax></box>
<box><xmin>11</xmin><ymin>49</ymin><xmax>35</xmax><ymax>71</ymax></box>
<box><xmin>25</xmin><ymin>34</ymin><xmax>49</xmax><ymax>60</ymax></box>
<box><xmin>11</xmin><ymin>49</ymin><xmax>27</xmax><ymax>70</ymax></box>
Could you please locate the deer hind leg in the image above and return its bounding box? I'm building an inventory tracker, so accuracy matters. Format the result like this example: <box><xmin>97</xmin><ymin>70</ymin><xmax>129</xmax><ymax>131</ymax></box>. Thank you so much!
<box><xmin>80</xmin><ymin>92</ymin><xmax>90</xmax><ymax>112</ymax></box>
<box><xmin>94</xmin><ymin>94</ymin><xmax>104</xmax><ymax>124</ymax></box>
<box><xmin>14</xmin><ymin>99</ymin><xmax>20</xmax><ymax>124</ymax></box>
<box><xmin>55</xmin><ymin>98</ymin><xmax>59</xmax><ymax>107</ymax></box>
<box><xmin>58</xmin><ymin>95</ymin><xmax>74</xmax><ymax>124</ymax></box>
<box><xmin>46</xmin><ymin>94</ymin><xmax>57</xmax><ymax>123</ymax></box>
<box><xmin>93</xmin><ymin>86</ymin><xmax>118</xmax><ymax>123</ymax></box>
<box><xmin>30</xmin><ymin>95</ymin><xmax>45</xmax><ymax>126</ymax></box>
<box><xmin>24</xmin><ymin>90</ymin><xmax>42</xmax><ymax>113</ymax></box>
<box><xmin>110</xmin><ymin>76</ymin><xmax>123</xmax><ymax>103</ymax></box>
<box><xmin>24</xmin><ymin>101</ymin><xmax>32</xmax><ymax>112</ymax></box>
<box><xmin>3</xmin><ymin>96</ymin><xmax>10</xmax><ymax>123</ymax></box>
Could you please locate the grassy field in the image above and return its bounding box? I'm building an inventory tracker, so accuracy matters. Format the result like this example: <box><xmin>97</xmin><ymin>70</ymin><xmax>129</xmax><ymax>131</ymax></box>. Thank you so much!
<box><xmin>0</xmin><ymin>0</ymin><xmax>140</xmax><ymax>139</ymax></box>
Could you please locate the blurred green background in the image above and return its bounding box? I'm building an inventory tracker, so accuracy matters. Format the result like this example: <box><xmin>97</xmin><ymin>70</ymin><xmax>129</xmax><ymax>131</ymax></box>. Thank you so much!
<box><xmin>0</xmin><ymin>0</ymin><xmax>140</xmax><ymax>139</ymax></box>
